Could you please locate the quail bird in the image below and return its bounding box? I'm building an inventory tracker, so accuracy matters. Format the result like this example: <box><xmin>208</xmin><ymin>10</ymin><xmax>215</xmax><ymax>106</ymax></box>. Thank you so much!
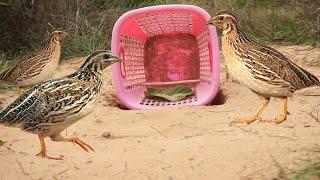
<box><xmin>208</xmin><ymin>11</ymin><xmax>320</xmax><ymax>124</ymax></box>
<box><xmin>0</xmin><ymin>50</ymin><xmax>122</xmax><ymax>160</ymax></box>
<box><xmin>0</xmin><ymin>30</ymin><xmax>68</xmax><ymax>94</ymax></box>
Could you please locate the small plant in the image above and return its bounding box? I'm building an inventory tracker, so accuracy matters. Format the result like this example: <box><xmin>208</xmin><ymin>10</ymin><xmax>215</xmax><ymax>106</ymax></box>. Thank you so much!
<box><xmin>291</xmin><ymin>162</ymin><xmax>320</xmax><ymax>180</ymax></box>
<box><xmin>0</xmin><ymin>53</ymin><xmax>12</xmax><ymax>74</ymax></box>
<box><xmin>315</xmin><ymin>58</ymin><xmax>320</xmax><ymax>67</ymax></box>
<box><xmin>0</xmin><ymin>139</ymin><xmax>6</xmax><ymax>146</ymax></box>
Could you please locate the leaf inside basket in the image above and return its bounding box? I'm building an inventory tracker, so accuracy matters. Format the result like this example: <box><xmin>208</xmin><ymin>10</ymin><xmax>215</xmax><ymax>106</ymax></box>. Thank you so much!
<box><xmin>144</xmin><ymin>85</ymin><xmax>195</xmax><ymax>102</ymax></box>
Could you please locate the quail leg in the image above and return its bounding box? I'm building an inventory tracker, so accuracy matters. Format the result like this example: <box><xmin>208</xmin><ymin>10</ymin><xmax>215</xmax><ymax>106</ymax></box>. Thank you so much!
<box><xmin>51</xmin><ymin>134</ymin><xmax>94</xmax><ymax>152</ymax></box>
<box><xmin>269</xmin><ymin>97</ymin><xmax>288</xmax><ymax>124</ymax></box>
<box><xmin>36</xmin><ymin>135</ymin><xmax>64</xmax><ymax>160</ymax></box>
<box><xmin>232</xmin><ymin>97</ymin><xmax>270</xmax><ymax>124</ymax></box>
<box><xmin>65</xmin><ymin>137</ymin><xmax>94</xmax><ymax>152</ymax></box>
<box><xmin>18</xmin><ymin>87</ymin><xmax>24</xmax><ymax>95</ymax></box>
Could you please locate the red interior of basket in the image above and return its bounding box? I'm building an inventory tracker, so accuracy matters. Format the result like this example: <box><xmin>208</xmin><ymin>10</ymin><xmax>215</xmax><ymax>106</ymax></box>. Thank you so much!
<box><xmin>144</xmin><ymin>33</ymin><xmax>200</xmax><ymax>84</ymax></box>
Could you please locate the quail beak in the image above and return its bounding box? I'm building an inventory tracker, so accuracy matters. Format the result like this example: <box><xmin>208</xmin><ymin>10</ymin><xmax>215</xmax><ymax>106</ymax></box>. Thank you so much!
<box><xmin>109</xmin><ymin>54</ymin><xmax>123</xmax><ymax>63</ymax></box>
<box><xmin>207</xmin><ymin>18</ymin><xmax>216</xmax><ymax>26</ymax></box>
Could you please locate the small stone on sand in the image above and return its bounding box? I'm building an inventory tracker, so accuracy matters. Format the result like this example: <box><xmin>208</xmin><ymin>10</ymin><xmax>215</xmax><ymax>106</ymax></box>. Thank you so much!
<box><xmin>102</xmin><ymin>129</ymin><xmax>111</xmax><ymax>138</ymax></box>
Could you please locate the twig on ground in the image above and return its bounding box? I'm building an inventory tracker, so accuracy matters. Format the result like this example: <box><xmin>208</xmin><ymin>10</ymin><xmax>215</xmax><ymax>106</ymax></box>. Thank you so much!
<box><xmin>71</xmin><ymin>160</ymin><xmax>80</xmax><ymax>170</ymax></box>
<box><xmin>16</xmin><ymin>159</ymin><xmax>31</xmax><ymax>176</ymax></box>
<box><xmin>53</xmin><ymin>168</ymin><xmax>69</xmax><ymax>180</ymax></box>
<box><xmin>169</xmin><ymin>123</ymin><xmax>201</xmax><ymax>130</ymax></box>
<box><xmin>271</xmin><ymin>156</ymin><xmax>287</xmax><ymax>179</ymax></box>
<box><xmin>210</xmin><ymin>129</ymin><xmax>235</xmax><ymax>133</ymax></box>
<box><xmin>301</xmin><ymin>94</ymin><xmax>320</xmax><ymax>96</ymax></box>
<box><xmin>182</xmin><ymin>133</ymin><xmax>204</xmax><ymax>139</ymax></box>
<box><xmin>283</xmin><ymin>125</ymin><xmax>295</xmax><ymax>129</ymax></box>
<box><xmin>106</xmin><ymin>135</ymin><xmax>148</xmax><ymax>139</ymax></box>
<box><xmin>307</xmin><ymin>111</ymin><xmax>320</xmax><ymax>123</ymax></box>
<box><xmin>265</xmin><ymin>133</ymin><xmax>296</xmax><ymax>141</ymax></box>
<box><xmin>208</xmin><ymin>122</ymin><xmax>231</xmax><ymax>126</ymax></box>
<box><xmin>233</xmin><ymin>126</ymin><xmax>259</xmax><ymax>134</ymax></box>
<box><xmin>150</xmin><ymin>126</ymin><xmax>168</xmax><ymax>138</ymax></box>
<box><xmin>4</xmin><ymin>138</ymin><xmax>24</xmax><ymax>153</ymax></box>
<box><xmin>113</xmin><ymin>161</ymin><xmax>127</xmax><ymax>176</ymax></box>
<box><xmin>207</xmin><ymin>110</ymin><xmax>236</xmax><ymax>113</ymax></box>
<box><xmin>169</xmin><ymin>123</ymin><xmax>184</xmax><ymax>127</ymax></box>
<box><xmin>242</xmin><ymin>164</ymin><xmax>274</xmax><ymax>179</ymax></box>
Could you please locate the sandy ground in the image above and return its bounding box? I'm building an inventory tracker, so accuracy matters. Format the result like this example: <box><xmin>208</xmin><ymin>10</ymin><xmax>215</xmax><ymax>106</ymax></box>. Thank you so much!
<box><xmin>0</xmin><ymin>45</ymin><xmax>319</xmax><ymax>180</ymax></box>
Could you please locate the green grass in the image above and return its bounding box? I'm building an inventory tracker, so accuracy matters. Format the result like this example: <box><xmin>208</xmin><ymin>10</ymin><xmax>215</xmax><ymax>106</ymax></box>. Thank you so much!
<box><xmin>0</xmin><ymin>54</ymin><xmax>13</xmax><ymax>74</ymax></box>
<box><xmin>291</xmin><ymin>162</ymin><xmax>320</xmax><ymax>180</ymax></box>
<box><xmin>315</xmin><ymin>58</ymin><xmax>320</xmax><ymax>67</ymax></box>
<box><xmin>0</xmin><ymin>50</ymin><xmax>21</xmax><ymax>74</ymax></box>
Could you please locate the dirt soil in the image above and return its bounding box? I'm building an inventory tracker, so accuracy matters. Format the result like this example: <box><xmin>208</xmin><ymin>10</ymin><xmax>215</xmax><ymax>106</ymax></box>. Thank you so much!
<box><xmin>0</xmin><ymin>45</ymin><xmax>319</xmax><ymax>180</ymax></box>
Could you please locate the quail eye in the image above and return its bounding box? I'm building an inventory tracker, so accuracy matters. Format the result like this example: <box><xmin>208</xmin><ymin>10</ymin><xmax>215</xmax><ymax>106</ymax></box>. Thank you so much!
<box><xmin>218</xmin><ymin>16</ymin><xmax>224</xmax><ymax>21</ymax></box>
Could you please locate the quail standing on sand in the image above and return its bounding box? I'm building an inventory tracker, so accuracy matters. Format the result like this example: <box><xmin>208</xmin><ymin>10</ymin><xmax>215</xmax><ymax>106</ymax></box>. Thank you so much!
<box><xmin>0</xmin><ymin>50</ymin><xmax>122</xmax><ymax>160</ymax></box>
<box><xmin>208</xmin><ymin>11</ymin><xmax>320</xmax><ymax>124</ymax></box>
<box><xmin>0</xmin><ymin>30</ymin><xmax>68</xmax><ymax>93</ymax></box>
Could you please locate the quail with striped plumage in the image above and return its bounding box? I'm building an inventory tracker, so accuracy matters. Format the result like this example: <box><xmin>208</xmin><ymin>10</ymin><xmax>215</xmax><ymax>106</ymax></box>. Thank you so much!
<box><xmin>0</xmin><ymin>50</ymin><xmax>122</xmax><ymax>160</ymax></box>
<box><xmin>0</xmin><ymin>30</ymin><xmax>68</xmax><ymax>93</ymax></box>
<box><xmin>208</xmin><ymin>11</ymin><xmax>320</xmax><ymax>124</ymax></box>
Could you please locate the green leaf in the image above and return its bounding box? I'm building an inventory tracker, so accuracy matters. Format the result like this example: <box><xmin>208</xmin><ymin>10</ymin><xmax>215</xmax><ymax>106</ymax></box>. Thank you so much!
<box><xmin>145</xmin><ymin>85</ymin><xmax>195</xmax><ymax>101</ymax></box>
<box><xmin>0</xmin><ymin>139</ymin><xmax>6</xmax><ymax>146</ymax></box>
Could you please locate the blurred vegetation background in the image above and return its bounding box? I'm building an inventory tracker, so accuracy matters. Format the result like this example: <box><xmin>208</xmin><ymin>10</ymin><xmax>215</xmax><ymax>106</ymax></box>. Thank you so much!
<box><xmin>0</xmin><ymin>0</ymin><xmax>319</xmax><ymax>66</ymax></box>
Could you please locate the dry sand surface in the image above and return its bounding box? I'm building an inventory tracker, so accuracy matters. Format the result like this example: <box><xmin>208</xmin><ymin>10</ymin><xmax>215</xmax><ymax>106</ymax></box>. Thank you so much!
<box><xmin>0</xmin><ymin>45</ymin><xmax>319</xmax><ymax>180</ymax></box>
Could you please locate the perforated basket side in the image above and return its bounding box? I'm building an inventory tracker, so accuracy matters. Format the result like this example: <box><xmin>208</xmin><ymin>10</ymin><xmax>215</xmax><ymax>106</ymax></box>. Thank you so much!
<box><xmin>197</xmin><ymin>29</ymin><xmax>212</xmax><ymax>84</ymax></box>
<box><xmin>120</xmin><ymin>35</ymin><xmax>146</xmax><ymax>90</ymax></box>
<box><xmin>140</xmin><ymin>96</ymin><xmax>198</xmax><ymax>107</ymax></box>
<box><xmin>136</xmin><ymin>12</ymin><xmax>193</xmax><ymax>37</ymax></box>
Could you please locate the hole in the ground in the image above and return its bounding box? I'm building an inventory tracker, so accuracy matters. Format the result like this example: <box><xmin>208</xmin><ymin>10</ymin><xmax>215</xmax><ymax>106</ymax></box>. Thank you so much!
<box><xmin>102</xmin><ymin>92</ymin><xmax>130</xmax><ymax>110</ymax></box>
<box><xmin>116</xmin><ymin>103</ymin><xmax>130</xmax><ymax>110</ymax></box>
<box><xmin>209</xmin><ymin>88</ymin><xmax>227</xmax><ymax>106</ymax></box>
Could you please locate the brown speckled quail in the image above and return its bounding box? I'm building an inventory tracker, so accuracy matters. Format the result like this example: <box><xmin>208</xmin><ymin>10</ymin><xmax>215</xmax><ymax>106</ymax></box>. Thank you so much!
<box><xmin>0</xmin><ymin>30</ymin><xmax>68</xmax><ymax>93</ymax></box>
<box><xmin>0</xmin><ymin>50</ymin><xmax>122</xmax><ymax>160</ymax></box>
<box><xmin>208</xmin><ymin>11</ymin><xmax>320</xmax><ymax>124</ymax></box>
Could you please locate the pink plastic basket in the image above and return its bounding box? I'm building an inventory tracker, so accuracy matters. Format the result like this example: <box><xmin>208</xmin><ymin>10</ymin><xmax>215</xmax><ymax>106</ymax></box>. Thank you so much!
<box><xmin>111</xmin><ymin>5</ymin><xmax>220</xmax><ymax>109</ymax></box>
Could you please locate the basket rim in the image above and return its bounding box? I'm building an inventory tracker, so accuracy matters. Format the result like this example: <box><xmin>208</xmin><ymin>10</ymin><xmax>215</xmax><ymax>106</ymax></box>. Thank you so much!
<box><xmin>114</xmin><ymin>4</ymin><xmax>211</xmax><ymax>26</ymax></box>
